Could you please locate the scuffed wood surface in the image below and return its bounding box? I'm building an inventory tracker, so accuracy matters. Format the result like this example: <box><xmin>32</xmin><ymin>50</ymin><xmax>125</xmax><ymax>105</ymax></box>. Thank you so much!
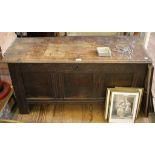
<box><xmin>2</xmin><ymin>36</ymin><xmax>152</xmax><ymax>63</ymax></box>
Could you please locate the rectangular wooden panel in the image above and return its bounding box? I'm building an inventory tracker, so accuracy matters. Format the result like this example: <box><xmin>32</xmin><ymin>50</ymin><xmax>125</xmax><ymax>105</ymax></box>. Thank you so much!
<box><xmin>20</xmin><ymin>63</ymin><xmax>147</xmax><ymax>101</ymax></box>
<box><xmin>21</xmin><ymin>72</ymin><xmax>54</xmax><ymax>98</ymax></box>
<box><xmin>94</xmin><ymin>73</ymin><xmax>133</xmax><ymax>98</ymax></box>
<box><xmin>64</xmin><ymin>73</ymin><xmax>94</xmax><ymax>99</ymax></box>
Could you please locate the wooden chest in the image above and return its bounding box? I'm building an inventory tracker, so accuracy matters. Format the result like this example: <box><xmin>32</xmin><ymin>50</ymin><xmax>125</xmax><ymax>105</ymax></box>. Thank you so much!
<box><xmin>1</xmin><ymin>36</ymin><xmax>153</xmax><ymax>116</ymax></box>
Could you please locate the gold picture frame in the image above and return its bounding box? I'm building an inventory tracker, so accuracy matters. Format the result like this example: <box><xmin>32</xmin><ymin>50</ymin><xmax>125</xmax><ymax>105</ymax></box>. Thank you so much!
<box><xmin>115</xmin><ymin>87</ymin><xmax>144</xmax><ymax>119</ymax></box>
<box><xmin>105</xmin><ymin>87</ymin><xmax>143</xmax><ymax>123</ymax></box>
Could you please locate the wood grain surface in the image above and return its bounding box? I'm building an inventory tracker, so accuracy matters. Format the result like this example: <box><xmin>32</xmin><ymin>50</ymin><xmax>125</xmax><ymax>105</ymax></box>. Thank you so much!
<box><xmin>13</xmin><ymin>104</ymin><xmax>149</xmax><ymax>123</ymax></box>
<box><xmin>2</xmin><ymin>36</ymin><xmax>152</xmax><ymax>63</ymax></box>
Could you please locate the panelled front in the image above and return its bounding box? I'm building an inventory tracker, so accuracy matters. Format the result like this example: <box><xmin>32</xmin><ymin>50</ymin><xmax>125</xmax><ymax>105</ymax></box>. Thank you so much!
<box><xmin>14</xmin><ymin>63</ymin><xmax>147</xmax><ymax>103</ymax></box>
<box><xmin>21</xmin><ymin>72</ymin><xmax>54</xmax><ymax>98</ymax></box>
<box><xmin>63</xmin><ymin>73</ymin><xmax>94</xmax><ymax>99</ymax></box>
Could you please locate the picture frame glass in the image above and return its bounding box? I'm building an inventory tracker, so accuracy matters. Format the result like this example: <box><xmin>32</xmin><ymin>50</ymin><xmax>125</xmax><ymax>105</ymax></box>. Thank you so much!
<box><xmin>109</xmin><ymin>92</ymin><xmax>139</xmax><ymax>122</ymax></box>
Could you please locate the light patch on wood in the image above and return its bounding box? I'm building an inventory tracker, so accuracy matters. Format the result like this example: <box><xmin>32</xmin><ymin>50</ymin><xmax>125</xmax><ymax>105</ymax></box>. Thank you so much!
<box><xmin>44</xmin><ymin>44</ymin><xmax>66</xmax><ymax>57</ymax></box>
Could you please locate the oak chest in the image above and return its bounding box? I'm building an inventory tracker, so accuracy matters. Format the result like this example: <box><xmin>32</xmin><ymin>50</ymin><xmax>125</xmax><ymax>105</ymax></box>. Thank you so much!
<box><xmin>2</xmin><ymin>36</ymin><xmax>153</xmax><ymax>116</ymax></box>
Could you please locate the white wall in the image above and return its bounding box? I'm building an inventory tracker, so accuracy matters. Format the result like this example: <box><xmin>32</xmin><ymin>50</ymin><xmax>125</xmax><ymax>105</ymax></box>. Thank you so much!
<box><xmin>0</xmin><ymin>32</ymin><xmax>16</xmax><ymax>56</ymax></box>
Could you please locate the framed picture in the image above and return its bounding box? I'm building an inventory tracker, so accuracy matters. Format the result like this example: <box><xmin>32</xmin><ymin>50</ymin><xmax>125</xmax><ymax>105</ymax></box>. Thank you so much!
<box><xmin>105</xmin><ymin>87</ymin><xmax>143</xmax><ymax>123</ymax></box>
<box><xmin>115</xmin><ymin>87</ymin><xmax>144</xmax><ymax>119</ymax></box>
<box><xmin>105</xmin><ymin>88</ymin><xmax>111</xmax><ymax>120</ymax></box>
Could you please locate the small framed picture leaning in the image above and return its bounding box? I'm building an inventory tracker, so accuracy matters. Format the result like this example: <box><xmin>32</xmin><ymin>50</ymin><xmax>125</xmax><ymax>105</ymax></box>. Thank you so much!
<box><xmin>105</xmin><ymin>87</ymin><xmax>143</xmax><ymax>123</ymax></box>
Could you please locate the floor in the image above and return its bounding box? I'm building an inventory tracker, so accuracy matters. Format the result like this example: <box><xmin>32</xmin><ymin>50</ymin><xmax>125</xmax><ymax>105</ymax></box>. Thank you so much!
<box><xmin>13</xmin><ymin>104</ymin><xmax>105</xmax><ymax>123</ymax></box>
<box><xmin>12</xmin><ymin>104</ymin><xmax>149</xmax><ymax>123</ymax></box>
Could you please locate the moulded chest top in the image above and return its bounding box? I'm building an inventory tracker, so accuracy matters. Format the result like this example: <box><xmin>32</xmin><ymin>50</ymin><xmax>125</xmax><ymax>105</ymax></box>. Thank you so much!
<box><xmin>1</xmin><ymin>36</ymin><xmax>152</xmax><ymax>64</ymax></box>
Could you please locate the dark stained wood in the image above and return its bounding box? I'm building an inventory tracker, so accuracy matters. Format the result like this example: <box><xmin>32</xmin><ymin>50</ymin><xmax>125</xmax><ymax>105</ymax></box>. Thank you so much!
<box><xmin>145</xmin><ymin>64</ymin><xmax>154</xmax><ymax>116</ymax></box>
<box><xmin>27</xmin><ymin>32</ymin><xmax>55</xmax><ymax>37</ymax></box>
<box><xmin>8</xmin><ymin>62</ymin><xmax>150</xmax><ymax>115</ymax></box>
<box><xmin>1</xmin><ymin>36</ymin><xmax>153</xmax><ymax>116</ymax></box>
<box><xmin>149</xmin><ymin>92</ymin><xmax>154</xmax><ymax>113</ymax></box>
<box><xmin>8</xmin><ymin>64</ymin><xmax>29</xmax><ymax>113</ymax></box>
<box><xmin>0</xmin><ymin>46</ymin><xmax>3</xmax><ymax>59</ymax></box>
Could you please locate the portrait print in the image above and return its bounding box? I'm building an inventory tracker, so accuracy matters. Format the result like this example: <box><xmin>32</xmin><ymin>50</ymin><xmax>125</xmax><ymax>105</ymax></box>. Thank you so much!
<box><xmin>105</xmin><ymin>87</ymin><xmax>143</xmax><ymax>123</ymax></box>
